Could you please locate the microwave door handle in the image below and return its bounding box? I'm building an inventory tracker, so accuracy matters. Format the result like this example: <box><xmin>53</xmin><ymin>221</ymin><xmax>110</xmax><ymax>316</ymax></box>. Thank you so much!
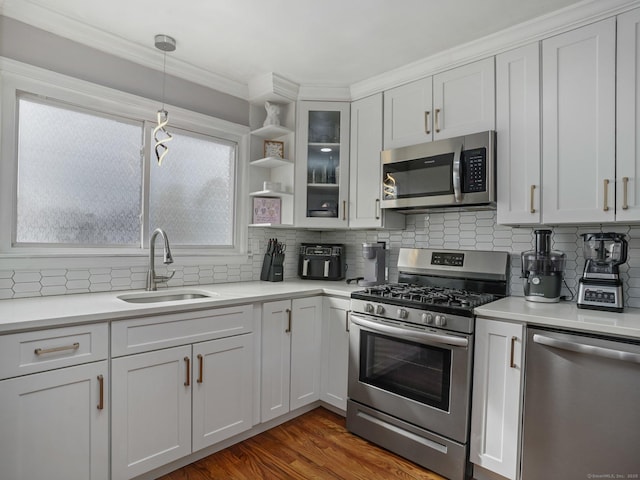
<box><xmin>452</xmin><ymin>143</ymin><xmax>463</xmax><ymax>203</ymax></box>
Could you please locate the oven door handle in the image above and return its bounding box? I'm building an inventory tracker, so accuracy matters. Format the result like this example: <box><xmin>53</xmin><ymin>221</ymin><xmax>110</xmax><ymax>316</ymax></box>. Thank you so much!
<box><xmin>350</xmin><ymin>314</ymin><xmax>468</xmax><ymax>348</ymax></box>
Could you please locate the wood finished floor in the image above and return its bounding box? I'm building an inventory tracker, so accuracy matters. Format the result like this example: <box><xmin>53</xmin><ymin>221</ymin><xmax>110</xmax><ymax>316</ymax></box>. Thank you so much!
<box><xmin>158</xmin><ymin>407</ymin><xmax>446</xmax><ymax>480</ymax></box>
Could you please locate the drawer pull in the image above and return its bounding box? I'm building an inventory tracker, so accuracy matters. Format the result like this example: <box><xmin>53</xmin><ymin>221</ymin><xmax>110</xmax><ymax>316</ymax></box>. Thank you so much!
<box><xmin>197</xmin><ymin>354</ymin><xmax>204</xmax><ymax>384</ymax></box>
<box><xmin>97</xmin><ymin>375</ymin><xmax>104</xmax><ymax>410</ymax></box>
<box><xmin>34</xmin><ymin>342</ymin><xmax>80</xmax><ymax>355</ymax></box>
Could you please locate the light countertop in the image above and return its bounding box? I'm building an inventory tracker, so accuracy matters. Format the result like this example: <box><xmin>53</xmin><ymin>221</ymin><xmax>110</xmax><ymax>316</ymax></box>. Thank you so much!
<box><xmin>475</xmin><ymin>296</ymin><xmax>640</xmax><ymax>339</ymax></box>
<box><xmin>0</xmin><ymin>280</ymin><xmax>360</xmax><ymax>334</ymax></box>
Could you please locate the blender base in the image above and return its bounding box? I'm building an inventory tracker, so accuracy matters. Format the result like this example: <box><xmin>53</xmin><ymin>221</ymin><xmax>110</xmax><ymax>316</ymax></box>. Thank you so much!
<box><xmin>577</xmin><ymin>279</ymin><xmax>624</xmax><ymax>312</ymax></box>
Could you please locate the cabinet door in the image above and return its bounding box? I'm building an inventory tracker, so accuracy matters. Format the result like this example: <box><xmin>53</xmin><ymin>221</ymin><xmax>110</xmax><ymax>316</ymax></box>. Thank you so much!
<box><xmin>192</xmin><ymin>333</ymin><xmax>254</xmax><ymax>451</ymax></box>
<box><xmin>320</xmin><ymin>297</ymin><xmax>350</xmax><ymax>411</ymax></box>
<box><xmin>0</xmin><ymin>361</ymin><xmax>108</xmax><ymax>480</ymax></box>
<box><xmin>617</xmin><ymin>7</ymin><xmax>640</xmax><ymax>222</ymax></box>
<box><xmin>295</xmin><ymin>101</ymin><xmax>350</xmax><ymax>228</ymax></box>
<box><xmin>111</xmin><ymin>345</ymin><xmax>192</xmax><ymax>480</ymax></box>
<box><xmin>496</xmin><ymin>43</ymin><xmax>541</xmax><ymax>225</ymax></box>
<box><xmin>350</xmin><ymin>93</ymin><xmax>405</xmax><ymax>229</ymax></box>
<box><xmin>290</xmin><ymin>296</ymin><xmax>323</xmax><ymax>410</ymax></box>
<box><xmin>383</xmin><ymin>77</ymin><xmax>433</xmax><ymax>149</ymax></box>
<box><xmin>433</xmin><ymin>57</ymin><xmax>495</xmax><ymax>140</ymax></box>
<box><xmin>470</xmin><ymin>319</ymin><xmax>524</xmax><ymax>480</ymax></box>
<box><xmin>542</xmin><ymin>18</ymin><xmax>616</xmax><ymax>224</ymax></box>
<box><xmin>261</xmin><ymin>299</ymin><xmax>292</xmax><ymax>422</ymax></box>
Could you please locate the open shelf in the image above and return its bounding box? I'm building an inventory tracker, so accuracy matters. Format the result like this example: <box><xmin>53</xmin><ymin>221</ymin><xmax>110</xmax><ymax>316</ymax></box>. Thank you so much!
<box><xmin>251</xmin><ymin>124</ymin><xmax>294</xmax><ymax>139</ymax></box>
<box><xmin>250</xmin><ymin>156</ymin><xmax>294</xmax><ymax>168</ymax></box>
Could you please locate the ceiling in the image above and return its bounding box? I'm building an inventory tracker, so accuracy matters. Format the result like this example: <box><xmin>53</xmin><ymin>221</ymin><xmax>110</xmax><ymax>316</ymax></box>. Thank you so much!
<box><xmin>2</xmin><ymin>0</ymin><xmax>585</xmax><ymax>96</ymax></box>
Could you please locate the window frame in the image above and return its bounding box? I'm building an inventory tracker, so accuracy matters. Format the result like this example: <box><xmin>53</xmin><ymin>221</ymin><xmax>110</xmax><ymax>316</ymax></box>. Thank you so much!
<box><xmin>0</xmin><ymin>58</ymin><xmax>250</xmax><ymax>270</ymax></box>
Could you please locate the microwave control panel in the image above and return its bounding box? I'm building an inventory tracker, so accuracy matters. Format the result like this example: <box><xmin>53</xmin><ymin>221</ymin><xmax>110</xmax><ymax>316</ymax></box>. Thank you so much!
<box><xmin>462</xmin><ymin>147</ymin><xmax>486</xmax><ymax>193</ymax></box>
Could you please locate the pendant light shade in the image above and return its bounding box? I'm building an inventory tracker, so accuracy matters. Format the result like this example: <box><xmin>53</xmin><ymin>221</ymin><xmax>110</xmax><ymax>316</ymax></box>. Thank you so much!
<box><xmin>153</xmin><ymin>34</ymin><xmax>176</xmax><ymax>165</ymax></box>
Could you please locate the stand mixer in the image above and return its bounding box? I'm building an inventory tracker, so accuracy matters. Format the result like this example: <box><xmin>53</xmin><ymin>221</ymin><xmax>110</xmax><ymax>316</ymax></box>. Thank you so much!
<box><xmin>577</xmin><ymin>232</ymin><xmax>628</xmax><ymax>312</ymax></box>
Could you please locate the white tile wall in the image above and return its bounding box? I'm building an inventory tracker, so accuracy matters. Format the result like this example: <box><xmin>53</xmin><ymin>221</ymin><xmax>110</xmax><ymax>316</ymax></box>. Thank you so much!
<box><xmin>2</xmin><ymin>211</ymin><xmax>640</xmax><ymax>308</ymax></box>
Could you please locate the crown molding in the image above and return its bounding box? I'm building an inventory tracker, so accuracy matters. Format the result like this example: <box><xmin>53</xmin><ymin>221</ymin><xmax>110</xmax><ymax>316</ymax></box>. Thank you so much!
<box><xmin>350</xmin><ymin>0</ymin><xmax>640</xmax><ymax>100</ymax></box>
<box><xmin>297</xmin><ymin>85</ymin><xmax>351</xmax><ymax>102</ymax></box>
<box><xmin>0</xmin><ymin>0</ymin><xmax>249</xmax><ymax>100</ymax></box>
<box><xmin>248</xmin><ymin>72</ymin><xmax>299</xmax><ymax>104</ymax></box>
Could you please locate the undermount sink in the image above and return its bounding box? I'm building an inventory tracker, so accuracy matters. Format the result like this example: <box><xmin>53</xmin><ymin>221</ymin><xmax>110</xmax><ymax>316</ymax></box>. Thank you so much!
<box><xmin>117</xmin><ymin>290</ymin><xmax>217</xmax><ymax>304</ymax></box>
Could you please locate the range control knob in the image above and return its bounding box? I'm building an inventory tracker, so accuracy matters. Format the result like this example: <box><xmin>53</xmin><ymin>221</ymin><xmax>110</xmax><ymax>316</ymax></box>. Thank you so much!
<box><xmin>365</xmin><ymin>303</ymin><xmax>374</xmax><ymax>314</ymax></box>
<box><xmin>435</xmin><ymin>314</ymin><xmax>447</xmax><ymax>327</ymax></box>
<box><xmin>397</xmin><ymin>308</ymin><xmax>408</xmax><ymax>319</ymax></box>
<box><xmin>375</xmin><ymin>305</ymin><xmax>385</xmax><ymax>315</ymax></box>
<box><xmin>421</xmin><ymin>313</ymin><xmax>434</xmax><ymax>325</ymax></box>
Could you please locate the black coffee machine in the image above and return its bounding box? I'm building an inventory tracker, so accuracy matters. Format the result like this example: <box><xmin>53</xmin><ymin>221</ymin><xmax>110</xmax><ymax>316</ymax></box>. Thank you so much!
<box><xmin>298</xmin><ymin>243</ymin><xmax>345</xmax><ymax>280</ymax></box>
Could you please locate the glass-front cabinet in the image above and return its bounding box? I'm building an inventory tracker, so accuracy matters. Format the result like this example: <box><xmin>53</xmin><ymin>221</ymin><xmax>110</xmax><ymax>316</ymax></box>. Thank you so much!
<box><xmin>295</xmin><ymin>101</ymin><xmax>350</xmax><ymax>227</ymax></box>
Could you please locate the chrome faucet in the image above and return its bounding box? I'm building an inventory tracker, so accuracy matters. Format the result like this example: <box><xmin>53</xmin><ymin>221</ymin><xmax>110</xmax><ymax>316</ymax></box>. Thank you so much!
<box><xmin>146</xmin><ymin>228</ymin><xmax>175</xmax><ymax>291</ymax></box>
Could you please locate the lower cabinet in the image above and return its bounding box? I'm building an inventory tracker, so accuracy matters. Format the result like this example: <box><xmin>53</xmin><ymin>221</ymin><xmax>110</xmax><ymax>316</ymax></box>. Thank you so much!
<box><xmin>261</xmin><ymin>296</ymin><xmax>322</xmax><ymax>422</ymax></box>
<box><xmin>470</xmin><ymin>318</ymin><xmax>524</xmax><ymax>480</ymax></box>
<box><xmin>320</xmin><ymin>297</ymin><xmax>350</xmax><ymax>411</ymax></box>
<box><xmin>0</xmin><ymin>360</ymin><xmax>109</xmax><ymax>480</ymax></box>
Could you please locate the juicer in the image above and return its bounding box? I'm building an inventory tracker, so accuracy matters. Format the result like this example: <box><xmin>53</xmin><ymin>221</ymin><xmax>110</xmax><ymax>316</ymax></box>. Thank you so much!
<box><xmin>577</xmin><ymin>232</ymin><xmax>628</xmax><ymax>312</ymax></box>
<box><xmin>521</xmin><ymin>230</ymin><xmax>566</xmax><ymax>303</ymax></box>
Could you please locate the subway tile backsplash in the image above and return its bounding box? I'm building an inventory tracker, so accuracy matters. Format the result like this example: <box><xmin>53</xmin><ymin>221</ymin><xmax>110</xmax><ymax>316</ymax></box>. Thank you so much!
<box><xmin>2</xmin><ymin>210</ymin><xmax>640</xmax><ymax>308</ymax></box>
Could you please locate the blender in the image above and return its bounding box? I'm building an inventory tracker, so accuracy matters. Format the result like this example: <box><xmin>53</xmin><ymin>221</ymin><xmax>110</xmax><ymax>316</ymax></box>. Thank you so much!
<box><xmin>577</xmin><ymin>232</ymin><xmax>628</xmax><ymax>312</ymax></box>
<box><xmin>521</xmin><ymin>230</ymin><xmax>566</xmax><ymax>303</ymax></box>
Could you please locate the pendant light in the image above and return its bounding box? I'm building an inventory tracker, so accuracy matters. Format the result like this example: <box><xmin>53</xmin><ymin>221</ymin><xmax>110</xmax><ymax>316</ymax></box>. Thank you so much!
<box><xmin>153</xmin><ymin>34</ymin><xmax>176</xmax><ymax>165</ymax></box>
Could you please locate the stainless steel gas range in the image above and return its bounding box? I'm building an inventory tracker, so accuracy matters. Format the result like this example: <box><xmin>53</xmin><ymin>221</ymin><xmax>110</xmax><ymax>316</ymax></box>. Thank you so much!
<box><xmin>347</xmin><ymin>248</ymin><xmax>510</xmax><ymax>480</ymax></box>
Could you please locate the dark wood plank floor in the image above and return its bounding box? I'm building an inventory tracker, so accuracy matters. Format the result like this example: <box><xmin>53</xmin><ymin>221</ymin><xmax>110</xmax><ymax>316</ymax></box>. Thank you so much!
<box><xmin>159</xmin><ymin>407</ymin><xmax>446</xmax><ymax>480</ymax></box>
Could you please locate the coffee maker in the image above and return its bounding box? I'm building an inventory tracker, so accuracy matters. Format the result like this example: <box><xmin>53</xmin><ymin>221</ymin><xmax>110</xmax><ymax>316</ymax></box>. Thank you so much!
<box><xmin>577</xmin><ymin>232</ymin><xmax>628</xmax><ymax>312</ymax></box>
<box><xmin>359</xmin><ymin>242</ymin><xmax>386</xmax><ymax>286</ymax></box>
<box><xmin>521</xmin><ymin>230</ymin><xmax>566</xmax><ymax>303</ymax></box>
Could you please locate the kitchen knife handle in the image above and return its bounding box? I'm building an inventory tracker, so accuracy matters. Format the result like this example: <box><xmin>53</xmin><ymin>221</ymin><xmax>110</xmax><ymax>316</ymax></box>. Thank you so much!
<box><xmin>623</xmin><ymin>177</ymin><xmax>629</xmax><ymax>210</ymax></box>
<box><xmin>435</xmin><ymin>108</ymin><xmax>441</xmax><ymax>133</ymax></box>
<box><xmin>424</xmin><ymin>111</ymin><xmax>431</xmax><ymax>135</ymax></box>
<box><xmin>285</xmin><ymin>308</ymin><xmax>292</xmax><ymax>333</ymax></box>
<box><xmin>375</xmin><ymin>199</ymin><xmax>380</xmax><ymax>220</ymax></box>
<box><xmin>184</xmin><ymin>356</ymin><xmax>190</xmax><ymax>387</ymax></box>
<box><xmin>197</xmin><ymin>354</ymin><xmax>203</xmax><ymax>384</ymax></box>
<box><xmin>510</xmin><ymin>336</ymin><xmax>517</xmax><ymax>368</ymax></box>
<box><xmin>530</xmin><ymin>185</ymin><xmax>536</xmax><ymax>214</ymax></box>
<box><xmin>97</xmin><ymin>375</ymin><xmax>104</xmax><ymax>410</ymax></box>
<box><xmin>603</xmin><ymin>179</ymin><xmax>610</xmax><ymax>211</ymax></box>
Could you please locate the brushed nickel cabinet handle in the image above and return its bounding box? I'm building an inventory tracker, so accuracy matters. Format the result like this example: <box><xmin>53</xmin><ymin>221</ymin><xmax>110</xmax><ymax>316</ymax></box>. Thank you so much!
<box><xmin>435</xmin><ymin>108</ymin><xmax>441</xmax><ymax>133</ymax></box>
<box><xmin>603</xmin><ymin>179</ymin><xmax>610</xmax><ymax>212</ymax></box>
<box><xmin>285</xmin><ymin>308</ymin><xmax>292</xmax><ymax>333</ymax></box>
<box><xmin>345</xmin><ymin>310</ymin><xmax>351</xmax><ymax>333</ymax></box>
<box><xmin>184</xmin><ymin>356</ymin><xmax>190</xmax><ymax>387</ymax></box>
<box><xmin>530</xmin><ymin>185</ymin><xmax>536</xmax><ymax>214</ymax></box>
<box><xmin>375</xmin><ymin>199</ymin><xmax>380</xmax><ymax>220</ymax></box>
<box><xmin>424</xmin><ymin>111</ymin><xmax>431</xmax><ymax>135</ymax></box>
<box><xmin>34</xmin><ymin>342</ymin><xmax>79</xmax><ymax>355</ymax></box>
<box><xmin>342</xmin><ymin>201</ymin><xmax>347</xmax><ymax>221</ymax></box>
<box><xmin>197</xmin><ymin>354</ymin><xmax>203</xmax><ymax>384</ymax></box>
<box><xmin>510</xmin><ymin>336</ymin><xmax>517</xmax><ymax>369</ymax></box>
<box><xmin>97</xmin><ymin>374</ymin><xmax>104</xmax><ymax>410</ymax></box>
<box><xmin>623</xmin><ymin>177</ymin><xmax>629</xmax><ymax>210</ymax></box>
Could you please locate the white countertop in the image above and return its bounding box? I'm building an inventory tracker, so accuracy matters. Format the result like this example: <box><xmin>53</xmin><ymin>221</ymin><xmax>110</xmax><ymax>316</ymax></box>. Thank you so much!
<box><xmin>475</xmin><ymin>296</ymin><xmax>640</xmax><ymax>339</ymax></box>
<box><xmin>0</xmin><ymin>280</ymin><xmax>360</xmax><ymax>333</ymax></box>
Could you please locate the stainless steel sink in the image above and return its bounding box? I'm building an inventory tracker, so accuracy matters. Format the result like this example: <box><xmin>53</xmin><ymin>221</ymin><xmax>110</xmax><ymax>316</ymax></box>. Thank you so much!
<box><xmin>117</xmin><ymin>290</ymin><xmax>216</xmax><ymax>304</ymax></box>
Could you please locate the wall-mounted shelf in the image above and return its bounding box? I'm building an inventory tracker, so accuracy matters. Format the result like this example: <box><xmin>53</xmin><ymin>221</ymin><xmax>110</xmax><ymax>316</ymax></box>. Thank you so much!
<box><xmin>251</xmin><ymin>124</ymin><xmax>294</xmax><ymax>139</ymax></box>
<box><xmin>250</xmin><ymin>156</ymin><xmax>294</xmax><ymax>168</ymax></box>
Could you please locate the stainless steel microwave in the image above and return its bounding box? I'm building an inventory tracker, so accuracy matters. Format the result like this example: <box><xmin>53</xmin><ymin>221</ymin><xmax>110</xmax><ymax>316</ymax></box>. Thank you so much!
<box><xmin>380</xmin><ymin>131</ymin><xmax>496</xmax><ymax>212</ymax></box>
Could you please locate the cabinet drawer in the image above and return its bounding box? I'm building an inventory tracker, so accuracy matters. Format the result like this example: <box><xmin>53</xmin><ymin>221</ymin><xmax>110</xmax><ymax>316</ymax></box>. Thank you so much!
<box><xmin>0</xmin><ymin>323</ymin><xmax>108</xmax><ymax>380</ymax></box>
<box><xmin>111</xmin><ymin>303</ymin><xmax>254</xmax><ymax>357</ymax></box>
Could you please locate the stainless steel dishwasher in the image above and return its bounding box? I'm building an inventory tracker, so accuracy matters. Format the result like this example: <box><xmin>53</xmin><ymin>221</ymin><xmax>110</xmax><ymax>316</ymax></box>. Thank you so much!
<box><xmin>521</xmin><ymin>327</ymin><xmax>640</xmax><ymax>479</ymax></box>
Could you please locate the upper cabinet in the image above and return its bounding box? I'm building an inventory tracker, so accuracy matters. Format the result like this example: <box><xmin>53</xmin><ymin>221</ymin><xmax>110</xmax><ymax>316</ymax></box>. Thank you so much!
<box><xmin>383</xmin><ymin>57</ymin><xmax>495</xmax><ymax>150</ymax></box>
<box><xmin>349</xmin><ymin>94</ymin><xmax>404</xmax><ymax>229</ymax></box>
<box><xmin>496</xmin><ymin>43</ymin><xmax>541</xmax><ymax>225</ymax></box>
<box><xmin>541</xmin><ymin>18</ymin><xmax>616</xmax><ymax>224</ymax></box>
<box><xmin>295</xmin><ymin>101</ymin><xmax>350</xmax><ymax>228</ymax></box>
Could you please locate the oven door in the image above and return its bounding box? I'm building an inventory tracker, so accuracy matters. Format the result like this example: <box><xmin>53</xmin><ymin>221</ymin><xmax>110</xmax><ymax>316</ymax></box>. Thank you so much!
<box><xmin>348</xmin><ymin>312</ymin><xmax>473</xmax><ymax>443</ymax></box>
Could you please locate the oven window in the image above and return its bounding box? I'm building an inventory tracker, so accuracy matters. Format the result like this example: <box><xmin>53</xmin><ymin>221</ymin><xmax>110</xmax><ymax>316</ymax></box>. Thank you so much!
<box><xmin>382</xmin><ymin>153</ymin><xmax>453</xmax><ymax>199</ymax></box>
<box><xmin>359</xmin><ymin>331</ymin><xmax>451</xmax><ymax>411</ymax></box>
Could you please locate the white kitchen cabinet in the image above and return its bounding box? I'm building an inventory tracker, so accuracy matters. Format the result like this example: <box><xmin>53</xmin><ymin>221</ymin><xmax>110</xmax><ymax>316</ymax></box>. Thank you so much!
<box><xmin>383</xmin><ymin>58</ymin><xmax>495</xmax><ymax>149</ymax></box>
<box><xmin>349</xmin><ymin>93</ymin><xmax>404</xmax><ymax>229</ymax></box>
<box><xmin>541</xmin><ymin>18</ymin><xmax>616</xmax><ymax>224</ymax></box>
<box><xmin>0</xmin><ymin>361</ymin><xmax>108</xmax><ymax>480</ymax></box>
<box><xmin>470</xmin><ymin>318</ymin><xmax>524</xmax><ymax>480</ymax></box>
<box><xmin>616</xmin><ymin>7</ymin><xmax>640</xmax><ymax>222</ymax></box>
<box><xmin>496</xmin><ymin>43</ymin><xmax>541</xmax><ymax>225</ymax></box>
<box><xmin>295</xmin><ymin>101</ymin><xmax>350</xmax><ymax>228</ymax></box>
<box><xmin>261</xmin><ymin>296</ymin><xmax>322</xmax><ymax>422</ymax></box>
<box><xmin>320</xmin><ymin>296</ymin><xmax>350</xmax><ymax>411</ymax></box>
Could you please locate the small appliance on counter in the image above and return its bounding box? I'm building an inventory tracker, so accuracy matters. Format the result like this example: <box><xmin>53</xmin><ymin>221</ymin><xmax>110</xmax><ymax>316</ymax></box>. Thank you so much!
<box><xmin>521</xmin><ymin>229</ymin><xmax>566</xmax><ymax>303</ymax></box>
<box><xmin>298</xmin><ymin>243</ymin><xmax>345</xmax><ymax>280</ymax></box>
<box><xmin>578</xmin><ymin>232</ymin><xmax>628</xmax><ymax>312</ymax></box>
<box><xmin>358</xmin><ymin>242</ymin><xmax>386</xmax><ymax>286</ymax></box>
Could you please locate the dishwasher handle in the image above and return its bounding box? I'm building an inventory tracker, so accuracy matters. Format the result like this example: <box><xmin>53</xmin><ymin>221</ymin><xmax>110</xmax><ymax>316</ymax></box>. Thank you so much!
<box><xmin>533</xmin><ymin>333</ymin><xmax>640</xmax><ymax>365</ymax></box>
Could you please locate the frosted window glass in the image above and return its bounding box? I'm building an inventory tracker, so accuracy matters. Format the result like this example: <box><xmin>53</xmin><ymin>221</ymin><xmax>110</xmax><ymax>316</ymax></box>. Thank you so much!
<box><xmin>16</xmin><ymin>97</ymin><xmax>143</xmax><ymax>245</ymax></box>
<box><xmin>149</xmin><ymin>130</ymin><xmax>236</xmax><ymax>246</ymax></box>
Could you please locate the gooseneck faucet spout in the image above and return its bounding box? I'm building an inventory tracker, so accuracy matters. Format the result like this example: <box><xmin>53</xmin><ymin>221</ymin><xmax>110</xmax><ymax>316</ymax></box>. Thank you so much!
<box><xmin>146</xmin><ymin>228</ymin><xmax>175</xmax><ymax>291</ymax></box>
